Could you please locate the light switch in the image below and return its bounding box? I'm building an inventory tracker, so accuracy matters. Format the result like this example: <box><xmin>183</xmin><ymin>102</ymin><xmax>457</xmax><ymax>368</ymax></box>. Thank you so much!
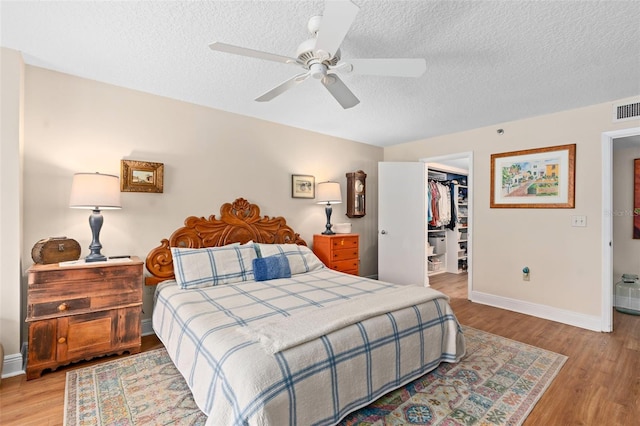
<box><xmin>571</xmin><ymin>215</ymin><xmax>587</xmax><ymax>227</ymax></box>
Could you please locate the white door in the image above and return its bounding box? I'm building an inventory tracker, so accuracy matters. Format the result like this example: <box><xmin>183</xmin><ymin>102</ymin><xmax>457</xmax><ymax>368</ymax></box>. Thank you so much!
<box><xmin>378</xmin><ymin>162</ymin><xmax>428</xmax><ymax>286</ymax></box>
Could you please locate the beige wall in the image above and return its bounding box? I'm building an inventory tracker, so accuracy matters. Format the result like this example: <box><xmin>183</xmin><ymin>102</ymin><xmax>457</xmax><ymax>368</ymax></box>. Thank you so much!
<box><xmin>20</xmin><ymin>66</ymin><xmax>382</xmax><ymax>336</ymax></box>
<box><xmin>612</xmin><ymin>140</ymin><xmax>640</xmax><ymax>281</ymax></box>
<box><xmin>4</xmin><ymin>55</ymin><xmax>639</xmax><ymax>369</ymax></box>
<box><xmin>384</xmin><ymin>97</ymin><xmax>640</xmax><ymax>325</ymax></box>
<box><xmin>0</xmin><ymin>48</ymin><xmax>24</xmax><ymax>358</ymax></box>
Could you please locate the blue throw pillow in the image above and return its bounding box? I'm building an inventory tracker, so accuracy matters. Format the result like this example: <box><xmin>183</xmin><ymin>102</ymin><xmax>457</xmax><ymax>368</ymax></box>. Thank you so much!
<box><xmin>253</xmin><ymin>254</ymin><xmax>291</xmax><ymax>281</ymax></box>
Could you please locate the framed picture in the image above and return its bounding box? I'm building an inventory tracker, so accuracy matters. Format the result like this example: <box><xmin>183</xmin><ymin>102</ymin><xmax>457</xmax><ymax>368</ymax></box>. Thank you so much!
<box><xmin>291</xmin><ymin>174</ymin><xmax>315</xmax><ymax>198</ymax></box>
<box><xmin>120</xmin><ymin>160</ymin><xmax>164</xmax><ymax>193</ymax></box>
<box><xmin>490</xmin><ymin>144</ymin><xmax>576</xmax><ymax>208</ymax></box>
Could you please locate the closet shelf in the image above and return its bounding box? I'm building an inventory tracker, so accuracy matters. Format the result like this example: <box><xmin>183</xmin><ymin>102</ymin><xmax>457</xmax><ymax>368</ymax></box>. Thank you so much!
<box><xmin>446</xmin><ymin>182</ymin><xmax>470</xmax><ymax>275</ymax></box>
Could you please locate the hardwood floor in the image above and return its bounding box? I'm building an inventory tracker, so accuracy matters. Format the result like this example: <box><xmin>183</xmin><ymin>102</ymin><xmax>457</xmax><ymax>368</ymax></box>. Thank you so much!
<box><xmin>0</xmin><ymin>336</ymin><xmax>164</xmax><ymax>426</ymax></box>
<box><xmin>429</xmin><ymin>272</ymin><xmax>640</xmax><ymax>425</ymax></box>
<box><xmin>1</xmin><ymin>273</ymin><xmax>638</xmax><ymax>425</ymax></box>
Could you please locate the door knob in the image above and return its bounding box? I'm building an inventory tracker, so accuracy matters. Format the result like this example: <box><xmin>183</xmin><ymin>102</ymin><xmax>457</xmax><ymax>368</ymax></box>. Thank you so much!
<box><xmin>381</xmin><ymin>230</ymin><xmax>387</xmax><ymax>235</ymax></box>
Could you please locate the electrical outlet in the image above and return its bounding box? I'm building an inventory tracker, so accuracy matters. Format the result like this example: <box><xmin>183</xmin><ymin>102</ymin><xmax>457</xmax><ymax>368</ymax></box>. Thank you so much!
<box><xmin>571</xmin><ymin>215</ymin><xmax>587</xmax><ymax>227</ymax></box>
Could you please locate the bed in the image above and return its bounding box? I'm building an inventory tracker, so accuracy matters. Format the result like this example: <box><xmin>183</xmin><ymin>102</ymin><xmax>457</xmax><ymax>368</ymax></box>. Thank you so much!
<box><xmin>145</xmin><ymin>198</ymin><xmax>465</xmax><ymax>426</ymax></box>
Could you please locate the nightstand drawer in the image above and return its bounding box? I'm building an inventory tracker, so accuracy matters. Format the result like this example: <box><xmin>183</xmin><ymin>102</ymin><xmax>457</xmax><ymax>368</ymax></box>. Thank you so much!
<box><xmin>28</xmin><ymin>263</ymin><xmax>128</xmax><ymax>285</ymax></box>
<box><xmin>330</xmin><ymin>236</ymin><xmax>358</xmax><ymax>250</ymax></box>
<box><xmin>27</xmin><ymin>263</ymin><xmax>143</xmax><ymax>321</ymax></box>
<box><xmin>330</xmin><ymin>259</ymin><xmax>359</xmax><ymax>272</ymax></box>
<box><xmin>31</xmin><ymin>297</ymin><xmax>91</xmax><ymax>318</ymax></box>
<box><xmin>331</xmin><ymin>248</ymin><xmax>358</xmax><ymax>261</ymax></box>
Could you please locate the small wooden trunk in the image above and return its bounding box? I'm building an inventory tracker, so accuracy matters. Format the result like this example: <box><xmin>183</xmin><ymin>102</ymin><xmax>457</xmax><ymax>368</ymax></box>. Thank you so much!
<box><xmin>31</xmin><ymin>237</ymin><xmax>81</xmax><ymax>264</ymax></box>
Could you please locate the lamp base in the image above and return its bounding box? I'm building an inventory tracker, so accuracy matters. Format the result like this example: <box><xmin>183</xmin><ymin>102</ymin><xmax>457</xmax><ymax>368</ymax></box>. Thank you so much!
<box><xmin>86</xmin><ymin>209</ymin><xmax>107</xmax><ymax>262</ymax></box>
<box><xmin>85</xmin><ymin>253</ymin><xmax>107</xmax><ymax>262</ymax></box>
<box><xmin>322</xmin><ymin>203</ymin><xmax>335</xmax><ymax>235</ymax></box>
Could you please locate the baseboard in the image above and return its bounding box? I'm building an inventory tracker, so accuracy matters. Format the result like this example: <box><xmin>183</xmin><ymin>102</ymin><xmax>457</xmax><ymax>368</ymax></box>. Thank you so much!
<box><xmin>470</xmin><ymin>290</ymin><xmax>603</xmax><ymax>332</ymax></box>
<box><xmin>1</xmin><ymin>351</ymin><xmax>25</xmax><ymax>379</ymax></box>
<box><xmin>141</xmin><ymin>318</ymin><xmax>155</xmax><ymax>336</ymax></box>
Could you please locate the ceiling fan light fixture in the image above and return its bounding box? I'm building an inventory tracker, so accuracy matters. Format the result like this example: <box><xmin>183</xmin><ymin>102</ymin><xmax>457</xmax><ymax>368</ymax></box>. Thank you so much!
<box><xmin>307</xmin><ymin>15</ymin><xmax>322</xmax><ymax>36</ymax></box>
<box><xmin>331</xmin><ymin>62</ymin><xmax>353</xmax><ymax>73</ymax></box>
<box><xmin>310</xmin><ymin>63</ymin><xmax>327</xmax><ymax>79</ymax></box>
<box><xmin>296</xmin><ymin>38</ymin><xmax>317</xmax><ymax>60</ymax></box>
<box><xmin>322</xmin><ymin>75</ymin><xmax>337</xmax><ymax>85</ymax></box>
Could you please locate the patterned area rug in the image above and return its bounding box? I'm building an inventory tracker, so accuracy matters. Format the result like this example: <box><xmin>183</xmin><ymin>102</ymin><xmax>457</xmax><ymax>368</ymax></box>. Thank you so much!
<box><xmin>64</xmin><ymin>326</ymin><xmax>566</xmax><ymax>425</ymax></box>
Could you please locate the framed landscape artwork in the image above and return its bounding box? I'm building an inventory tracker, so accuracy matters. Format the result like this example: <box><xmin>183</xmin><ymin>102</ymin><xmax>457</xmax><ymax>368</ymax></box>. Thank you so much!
<box><xmin>291</xmin><ymin>175</ymin><xmax>315</xmax><ymax>199</ymax></box>
<box><xmin>490</xmin><ymin>144</ymin><xmax>576</xmax><ymax>208</ymax></box>
<box><xmin>121</xmin><ymin>160</ymin><xmax>164</xmax><ymax>193</ymax></box>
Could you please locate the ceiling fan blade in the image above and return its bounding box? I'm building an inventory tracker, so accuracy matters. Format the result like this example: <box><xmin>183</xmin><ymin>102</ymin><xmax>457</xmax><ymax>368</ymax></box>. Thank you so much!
<box><xmin>345</xmin><ymin>58</ymin><xmax>427</xmax><ymax>77</ymax></box>
<box><xmin>314</xmin><ymin>0</ymin><xmax>359</xmax><ymax>60</ymax></box>
<box><xmin>209</xmin><ymin>41</ymin><xmax>299</xmax><ymax>64</ymax></box>
<box><xmin>321</xmin><ymin>74</ymin><xmax>360</xmax><ymax>109</ymax></box>
<box><xmin>255</xmin><ymin>72</ymin><xmax>310</xmax><ymax>102</ymax></box>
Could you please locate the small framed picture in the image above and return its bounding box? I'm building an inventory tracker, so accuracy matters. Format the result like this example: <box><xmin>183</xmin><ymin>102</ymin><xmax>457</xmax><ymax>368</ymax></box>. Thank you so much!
<box><xmin>291</xmin><ymin>175</ymin><xmax>315</xmax><ymax>199</ymax></box>
<box><xmin>121</xmin><ymin>160</ymin><xmax>164</xmax><ymax>193</ymax></box>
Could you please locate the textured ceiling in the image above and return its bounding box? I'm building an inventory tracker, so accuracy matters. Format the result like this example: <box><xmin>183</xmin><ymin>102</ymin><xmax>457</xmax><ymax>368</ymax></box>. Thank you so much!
<box><xmin>2</xmin><ymin>1</ymin><xmax>639</xmax><ymax>147</ymax></box>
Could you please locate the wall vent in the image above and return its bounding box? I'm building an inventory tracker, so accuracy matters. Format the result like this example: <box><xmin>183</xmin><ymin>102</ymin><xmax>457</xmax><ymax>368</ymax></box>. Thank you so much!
<box><xmin>613</xmin><ymin>100</ymin><xmax>640</xmax><ymax>123</ymax></box>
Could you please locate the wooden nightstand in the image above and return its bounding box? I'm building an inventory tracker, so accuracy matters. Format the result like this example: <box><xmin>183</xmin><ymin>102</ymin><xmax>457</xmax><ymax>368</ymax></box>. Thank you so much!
<box><xmin>25</xmin><ymin>257</ymin><xmax>143</xmax><ymax>380</ymax></box>
<box><xmin>313</xmin><ymin>234</ymin><xmax>359</xmax><ymax>276</ymax></box>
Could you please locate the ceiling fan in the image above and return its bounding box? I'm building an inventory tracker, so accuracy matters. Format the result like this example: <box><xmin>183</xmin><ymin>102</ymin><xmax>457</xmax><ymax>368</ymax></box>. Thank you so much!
<box><xmin>209</xmin><ymin>0</ymin><xmax>426</xmax><ymax>109</ymax></box>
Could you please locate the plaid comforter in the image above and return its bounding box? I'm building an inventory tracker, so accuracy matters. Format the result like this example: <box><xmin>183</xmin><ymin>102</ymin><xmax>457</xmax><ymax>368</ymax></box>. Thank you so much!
<box><xmin>153</xmin><ymin>269</ymin><xmax>465</xmax><ymax>426</ymax></box>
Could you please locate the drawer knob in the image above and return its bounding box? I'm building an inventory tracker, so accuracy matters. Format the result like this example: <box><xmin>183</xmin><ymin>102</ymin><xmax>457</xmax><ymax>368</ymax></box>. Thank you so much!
<box><xmin>57</xmin><ymin>303</ymin><xmax>68</xmax><ymax>312</ymax></box>
<box><xmin>58</xmin><ymin>337</ymin><xmax>66</xmax><ymax>344</ymax></box>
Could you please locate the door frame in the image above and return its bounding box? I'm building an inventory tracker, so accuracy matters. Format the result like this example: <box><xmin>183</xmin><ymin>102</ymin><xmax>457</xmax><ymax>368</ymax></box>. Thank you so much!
<box><xmin>419</xmin><ymin>151</ymin><xmax>474</xmax><ymax>298</ymax></box>
<box><xmin>601</xmin><ymin>126</ymin><xmax>640</xmax><ymax>332</ymax></box>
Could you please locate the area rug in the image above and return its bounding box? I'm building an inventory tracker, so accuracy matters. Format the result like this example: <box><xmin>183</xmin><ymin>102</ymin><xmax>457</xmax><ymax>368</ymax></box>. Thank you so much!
<box><xmin>64</xmin><ymin>326</ymin><xmax>567</xmax><ymax>425</ymax></box>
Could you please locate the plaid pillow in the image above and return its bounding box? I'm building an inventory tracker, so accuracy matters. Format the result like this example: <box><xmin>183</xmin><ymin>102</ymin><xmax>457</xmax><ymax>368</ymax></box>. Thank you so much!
<box><xmin>255</xmin><ymin>244</ymin><xmax>324</xmax><ymax>275</ymax></box>
<box><xmin>171</xmin><ymin>244</ymin><xmax>256</xmax><ymax>289</ymax></box>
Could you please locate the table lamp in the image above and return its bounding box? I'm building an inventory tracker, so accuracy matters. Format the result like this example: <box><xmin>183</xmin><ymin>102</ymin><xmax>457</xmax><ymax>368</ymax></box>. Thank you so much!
<box><xmin>316</xmin><ymin>181</ymin><xmax>342</xmax><ymax>235</ymax></box>
<box><xmin>69</xmin><ymin>172</ymin><xmax>122</xmax><ymax>262</ymax></box>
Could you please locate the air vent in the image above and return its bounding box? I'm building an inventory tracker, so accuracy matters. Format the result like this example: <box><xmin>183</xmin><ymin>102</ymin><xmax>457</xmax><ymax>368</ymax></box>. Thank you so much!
<box><xmin>613</xmin><ymin>100</ymin><xmax>640</xmax><ymax>122</ymax></box>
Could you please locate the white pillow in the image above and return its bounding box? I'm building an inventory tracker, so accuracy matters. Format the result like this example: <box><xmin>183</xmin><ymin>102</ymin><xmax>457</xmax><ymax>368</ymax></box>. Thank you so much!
<box><xmin>255</xmin><ymin>243</ymin><xmax>324</xmax><ymax>275</ymax></box>
<box><xmin>171</xmin><ymin>244</ymin><xmax>257</xmax><ymax>289</ymax></box>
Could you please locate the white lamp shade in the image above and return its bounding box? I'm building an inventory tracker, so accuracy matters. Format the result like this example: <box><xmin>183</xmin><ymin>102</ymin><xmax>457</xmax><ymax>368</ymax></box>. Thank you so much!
<box><xmin>69</xmin><ymin>172</ymin><xmax>122</xmax><ymax>210</ymax></box>
<box><xmin>316</xmin><ymin>181</ymin><xmax>342</xmax><ymax>204</ymax></box>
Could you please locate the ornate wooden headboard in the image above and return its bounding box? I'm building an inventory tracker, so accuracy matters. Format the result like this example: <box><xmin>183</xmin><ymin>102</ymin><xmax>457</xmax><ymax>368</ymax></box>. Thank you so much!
<box><xmin>145</xmin><ymin>198</ymin><xmax>307</xmax><ymax>285</ymax></box>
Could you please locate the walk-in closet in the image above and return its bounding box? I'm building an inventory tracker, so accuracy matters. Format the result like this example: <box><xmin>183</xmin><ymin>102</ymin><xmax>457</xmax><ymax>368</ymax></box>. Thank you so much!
<box><xmin>427</xmin><ymin>166</ymin><xmax>469</xmax><ymax>277</ymax></box>
<box><xmin>378</xmin><ymin>155</ymin><xmax>471</xmax><ymax>289</ymax></box>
